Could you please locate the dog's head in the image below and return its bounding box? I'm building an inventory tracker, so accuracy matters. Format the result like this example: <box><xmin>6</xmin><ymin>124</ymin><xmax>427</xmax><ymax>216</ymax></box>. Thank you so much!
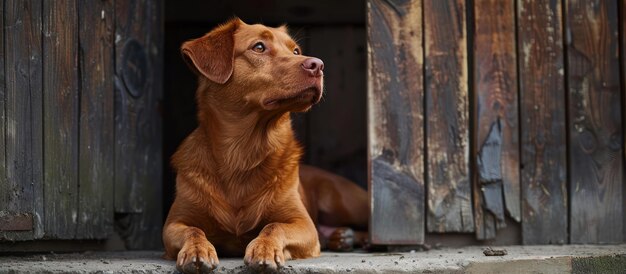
<box><xmin>182</xmin><ymin>18</ymin><xmax>324</xmax><ymax>114</ymax></box>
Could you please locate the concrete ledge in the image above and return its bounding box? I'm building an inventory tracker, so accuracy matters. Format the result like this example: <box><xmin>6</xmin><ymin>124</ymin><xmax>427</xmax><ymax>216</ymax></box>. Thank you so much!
<box><xmin>1</xmin><ymin>245</ymin><xmax>624</xmax><ymax>273</ymax></box>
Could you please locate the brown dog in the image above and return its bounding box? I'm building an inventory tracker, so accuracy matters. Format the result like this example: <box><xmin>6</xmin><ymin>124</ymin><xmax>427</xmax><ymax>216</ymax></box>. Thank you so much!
<box><xmin>163</xmin><ymin>18</ymin><xmax>368</xmax><ymax>273</ymax></box>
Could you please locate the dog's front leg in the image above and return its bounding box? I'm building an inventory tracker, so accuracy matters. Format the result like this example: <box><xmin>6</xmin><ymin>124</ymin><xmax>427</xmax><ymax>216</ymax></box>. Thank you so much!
<box><xmin>163</xmin><ymin>221</ymin><xmax>219</xmax><ymax>273</ymax></box>
<box><xmin>244</xmin><ymin>207</ymin><xmax>320</xmax><ymax>270</ymax></box>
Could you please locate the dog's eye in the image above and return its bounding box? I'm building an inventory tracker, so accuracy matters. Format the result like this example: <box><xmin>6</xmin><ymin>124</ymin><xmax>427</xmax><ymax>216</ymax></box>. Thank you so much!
<box><xmin>253</xmin><ymin>42</ymin><xmax>265</xmax><ymax>53</ymax></box>
<box><xmin>293</xmin><ymin>48</ymin><xmax>300</xmax><ymax>55</ymax></box>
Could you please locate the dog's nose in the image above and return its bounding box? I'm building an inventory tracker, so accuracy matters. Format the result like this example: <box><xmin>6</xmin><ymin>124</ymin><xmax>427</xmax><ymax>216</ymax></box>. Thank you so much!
<box><xmin>301</xmin><ymin>58</ymin><xmax>324</xmax><ymax>77</ymax></box>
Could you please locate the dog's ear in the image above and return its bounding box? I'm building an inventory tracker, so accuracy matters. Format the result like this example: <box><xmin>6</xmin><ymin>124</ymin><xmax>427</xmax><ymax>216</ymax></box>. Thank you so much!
<box><xmin>181</xmin><ymin>18</ymin><xmax>242</xmax><ymax>84</ymax></box>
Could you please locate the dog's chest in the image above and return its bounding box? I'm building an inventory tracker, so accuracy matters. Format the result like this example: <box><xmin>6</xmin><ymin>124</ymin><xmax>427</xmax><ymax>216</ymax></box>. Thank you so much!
<box><xmin>208</xmin><ymin>188</ymin><xmax>272</xmax><ymax>236</ymax></box>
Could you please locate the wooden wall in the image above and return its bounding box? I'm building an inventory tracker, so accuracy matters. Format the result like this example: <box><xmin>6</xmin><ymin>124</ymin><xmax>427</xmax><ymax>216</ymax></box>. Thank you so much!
<box><xmin>0</xmin><ymin>0</ymin><xmax>163</xmax><ymax>250</ymax></box>
<box><xmin>368</xmin><ymin>0</ymin><xmax>625</xmax><ymax>245</ymax></box>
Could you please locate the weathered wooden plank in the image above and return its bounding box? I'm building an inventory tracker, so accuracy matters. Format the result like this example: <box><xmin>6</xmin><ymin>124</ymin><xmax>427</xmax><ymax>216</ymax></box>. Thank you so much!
<box><xmin>566</xmin><ymin>0</ymin><xmax>623</xmax><ymax>244</ymax></box>
<box><xmin>43</xmin><ymin>0</ymin><xmax>79</xmax><ymax>239</ymax></box>
<box><xmin>477</xmin><ymin>120</ymin><xmax>506</xmax><ymax>224</ymax></box>
<box><xmin>76</xmin><ymin>0</ymin><xmax>115</xmax><ymax>239</ymax></box>
<box><xmin>0</xmin><ymin>0</ymin><xmax>6</xmax><ymax>230</ymax></box>
<box><xmin>518</xmin><ymin>0</ymin><xmax>568</xmax><ymax>245</ymax></box>
<box><xmin>367</xmin><ymin>0</ymin><xmax>424</xmax><ymax>244</ymax></box>
<box><xmin>622</xmin><ymin>0</ymin><xmax>626</xmax><ymax>243</ymax></box>
<box><xmin>307</xmin><ymin>26</ymin><xmax>367</xmax><ymax>187</ymax></box>
<box><xmin>115</xmin><ymin>0</ymin><xmax>163</xmax><ymax>249</ymax></box>
<box><xmin>0</xmin><ymin>2</ymin><xmax>6</xmax><ymax>229</ymax></box>
<box><xmin>472</xmin><ymin>0</ymin><xmax>519</xmax><ymax>240</ymax></box>
<box><xmin>1</xmin><ymin>0</ymin><xmax>44</xmax><ymax>241</ymax></box>
<box><xmin>424</xmin><ymin>0</ymin><xmax>473</xmax><ymax>233</ymax></box>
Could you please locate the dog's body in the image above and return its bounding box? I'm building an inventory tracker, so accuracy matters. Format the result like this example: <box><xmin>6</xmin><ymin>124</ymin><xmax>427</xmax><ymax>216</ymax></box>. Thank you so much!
<box><xmin>162</xmin><ymin>19</ymin><xmax>368</xmax><ymax>273</ymax></box>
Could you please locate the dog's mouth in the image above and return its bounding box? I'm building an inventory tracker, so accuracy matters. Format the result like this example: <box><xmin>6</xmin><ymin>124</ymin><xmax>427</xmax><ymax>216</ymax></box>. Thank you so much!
<box><xmin>262</xmin><ymin>86</ymin><xmax>322</xmax><ymax>110</ymax></box>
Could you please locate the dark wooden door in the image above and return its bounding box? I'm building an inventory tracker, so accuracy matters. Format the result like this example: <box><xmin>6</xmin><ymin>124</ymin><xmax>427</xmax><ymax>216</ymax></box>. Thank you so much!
<box><xmin>0</xmin><ymin>0</ymin><xmax>163</xmax><ymax>249</ymax></box>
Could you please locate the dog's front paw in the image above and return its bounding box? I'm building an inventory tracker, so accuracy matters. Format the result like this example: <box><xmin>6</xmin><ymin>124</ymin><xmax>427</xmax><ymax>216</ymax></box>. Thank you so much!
<box><xmin>244</xmin><ymin>237</ymin><xmax>286</xmax><ymax>271</ymax></box>
<box><xmin>177</xmin><ymin>240</ymin><xmax>219</xmax><ymax>274</ymax></box>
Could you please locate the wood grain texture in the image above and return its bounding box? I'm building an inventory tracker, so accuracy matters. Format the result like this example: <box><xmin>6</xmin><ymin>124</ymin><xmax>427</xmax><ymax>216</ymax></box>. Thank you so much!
<box><xmin>0</xmin><ymin>1</ymin><xmax>6</xmax><ymax>229</ymax></box>
<box><xmin>76</xmin><ymin>0</ymin><xmax>115</xmax><ymax>239</ymax></box>
<box><xmin>518</xmin><ymin>0</ymin><xmax>568</xmax><ymax>245</ymax></box>
<box><xmin>307</xmin><ymin>26</ymin><xmax>367</xmax><ymax>188</ymax></box>
<box><xmin>114</xmin><ymin>0</ymin><xmax>163</xmax><ymax>249</ymax></box>
<box><xmin>43</xmin><ymin>0</ymin><xmax>79</xmax><ymax>239</ymax></box>
<box><xmin>622</xmin><ymin>0</ymin><xmax>626</xmax><ymax>243</ymax></box>
<box><xmin>367</xmin><ymin>0</ymin><xmax>424</xmax><ymax>244</ymax></box>
<box><xmin>566</xmin><ymin>0</ymin><xmax>623</xmax><ymax>244</ymax></box>
<box><xmin>1</xmin><ymin>0</ymin><xmax>44</xmax><ymax>241</ymax></box>
<box><xmin>472</xmin><ymin>0</ymin><xmax>519</xmax><ymax>240</ymax></box>
<box><xmin>424</xmin><ymin>0</ymin><xmax>473</xmax><ymax>233</ymax></box>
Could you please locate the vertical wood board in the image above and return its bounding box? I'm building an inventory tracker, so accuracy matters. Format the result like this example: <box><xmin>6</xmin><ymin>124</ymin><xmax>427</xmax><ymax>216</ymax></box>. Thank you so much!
<box><xmin>1</xmin><ymin>0</ymin><xmax>44</xmax><ymax>241</ymax></box>
<box><xmin>114</xmin><ymin>0</ymin><xmax>163</xmax><ymax>248</ymax></box>
<box><xmin>566</xmin><ymin>0</ymin><xmax>623</xmax><ymax>244</ymax></box>
<box><xmin>518</xmin><ymin>0</ymin><xmax>568</xmax><ymax>245</ymax></box>
<box><xmin>424</xmin><ymin>0</ymin><xmax>473</xmax><ymax>233</ymax></box>
<box><xmin>368</xmin><ymin>0</ymin><xmax>425</xmax><ymax>244</ymax></box>
<box><xmin>76</xmin><ymin>0</ymin><xmax>115</xmax><ymax>239</ymax></box>
<box><xmin>473</xmin><ymin>0</ymin><xmax>520</xmax><ymax>239</ymax></box>
<box><xmin>43</xmin><ymin>0</ymin><xmax>80</xmax><ymax>239</ymax></box>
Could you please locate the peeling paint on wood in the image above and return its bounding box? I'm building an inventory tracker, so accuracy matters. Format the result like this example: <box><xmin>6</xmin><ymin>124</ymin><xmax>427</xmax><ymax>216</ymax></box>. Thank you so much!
<box><xmin>477</xmin><ymin>119</ymin><xmax>505</xmax><ymax>223</ymax></box>
<box><xmin>566</xmin><ymin>0</ymin><xmax>623</xmax><ymax>244</ymax></box>
<box><xmin>368</xmin><ymin>0</ymin><xmax>424</xmax><ymax>244</ymax></box>
<box><xmin>424</xmin><ymin>0</ymin><xmax>473</xmax><ymax>233</ymax></box>
<box><xmin>518</xmin><ymin>0</ymin><xmax>568</xmax><ymax>245</ymax></box>
<box><xmin>473</xmin><ymin>0</ymin><xmax>520</xmax><ymax>240</ymax></box>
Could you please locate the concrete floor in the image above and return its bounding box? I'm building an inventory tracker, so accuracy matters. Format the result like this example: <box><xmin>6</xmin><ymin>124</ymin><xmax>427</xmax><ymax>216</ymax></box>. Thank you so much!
<box><xmin>1</xmin><ymin>245</ymin><xmax>625</xmax><ymax>273</ymax></box>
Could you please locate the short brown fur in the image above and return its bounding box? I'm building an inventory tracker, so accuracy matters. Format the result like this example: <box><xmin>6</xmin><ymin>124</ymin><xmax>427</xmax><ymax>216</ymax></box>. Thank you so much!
<box><xmin>163</xmin><ymin>18</ymin><xmax>368</xmax><ymax>273</ymax></box>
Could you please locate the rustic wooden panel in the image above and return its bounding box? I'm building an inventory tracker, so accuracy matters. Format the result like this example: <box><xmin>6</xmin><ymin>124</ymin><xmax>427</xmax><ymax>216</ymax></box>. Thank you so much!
<box><xmin>472</xmin><ymin>0</ymin><xmax>519</xmax><ymax>240</ymax></box>
<box><xmin>622</xmin><ymin>0</ymin><xmax>626</xmax><ymax>243</ymax></box>
<box><xmin>566</xmin><ymin>0</ymin><xmax>623</xmax><ymax>244</ymax></box>
<box><xmin>1</xmin><ymin>0</ymin><xmax>44</xmax><ymax>241</ymax></box>
<box><xmin>43</xmin><ymin>0</ymin><xmax>79</xmax><ymax>239</ymax></box>
<box><xmin>367</xmin><ymin>0</ymin><xmax>424</xmax><ymax>244</ymax></box>
<box><xmin>76</xmin><ymin>0</ymin><xmax>115</xmax><ymax>239</ymax></box>
<box><xmin>424</xmin><ymin>0</ymin><xmax>473</xmax><ymax>233</ymax></box>
<box><xmin>307</xmin><ymin>26</ymin><xmax>367</xmax><ymax>187</ymax></box>
<box><xmin>518</xmin><ymin>0</ymin><xmax>568</xmax><ymax>245</ymax></box>
<box><xmin>115</xmin><ymin>0</ymin><xmax>164</xmax><ymax>249</ymax></box>
<box><xmin>0</xmin><ymin>2</ymin><xmax>5</xmax><ymax>230</ymax></box>
<box><xmin>0</xmin><ymin>0</ymin><xmax>6</xmax><ymax>232</ymax></box>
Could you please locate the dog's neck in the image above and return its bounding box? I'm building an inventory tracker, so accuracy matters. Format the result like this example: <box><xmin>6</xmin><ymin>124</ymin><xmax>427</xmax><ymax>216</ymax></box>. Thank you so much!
<box><xmin>199</xmin><ymin>101</ymin><xmax>300</xmax><ymax>179</ymax></box>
